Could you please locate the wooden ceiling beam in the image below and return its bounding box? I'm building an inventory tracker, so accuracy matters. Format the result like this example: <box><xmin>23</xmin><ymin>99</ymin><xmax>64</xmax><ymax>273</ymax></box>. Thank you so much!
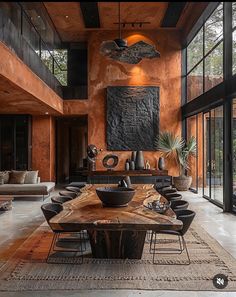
<box><xmin>161</xmin><ymin>2</ymin><xmax>187</xmax><ymax>27</ymax></box>
<box><xmin>80</xmin><ymin>2</ymin><xmax>100</xmax><ymax>28</ymax></box>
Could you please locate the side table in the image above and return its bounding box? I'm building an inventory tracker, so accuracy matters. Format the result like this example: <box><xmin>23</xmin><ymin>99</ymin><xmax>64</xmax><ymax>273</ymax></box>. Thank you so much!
<box><xmin>0</xmin><ymin>195</ymin><xmax>14</xmax><ymax>211</ymax></box>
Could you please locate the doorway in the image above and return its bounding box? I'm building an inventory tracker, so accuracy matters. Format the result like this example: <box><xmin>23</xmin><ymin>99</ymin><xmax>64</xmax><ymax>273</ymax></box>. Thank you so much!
<box><xmin>56</xmin><ymin>116</ymin><xmax>88</xmax><ymax>184</ymax></box>
<box><xmin>0</xmin><ymin>115</ymin><xmax>31</xmax><ymax>170</ymax></box>
<box><xmin>203</xmin><ymin>106</ymin><xmax>224</xmax><ymax>206</ymax></box>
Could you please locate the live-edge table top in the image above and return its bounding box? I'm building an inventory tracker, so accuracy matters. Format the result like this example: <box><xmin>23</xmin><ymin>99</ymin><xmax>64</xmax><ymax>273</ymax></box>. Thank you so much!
<box><xmin>50</xmin><ymin>184</ymin><xmax>183</xmax><ymax>232</ymax></box>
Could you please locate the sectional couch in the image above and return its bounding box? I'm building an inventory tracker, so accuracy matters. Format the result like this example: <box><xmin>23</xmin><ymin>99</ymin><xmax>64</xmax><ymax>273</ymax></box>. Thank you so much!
<box><xmin>0</xmin><ymin>170</ymin><xmax>55</xmax><ymax>199</ymax></box>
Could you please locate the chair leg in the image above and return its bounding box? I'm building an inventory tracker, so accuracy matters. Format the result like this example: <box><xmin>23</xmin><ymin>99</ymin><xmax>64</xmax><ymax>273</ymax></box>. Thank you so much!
<box><xmin>150</xmin><ymin>233</ymin><xmax>191</xmax><ymax>265</ymax></box>
<box><xmin>181</xmin><ymin>235</ymin><xmax>191</xmax><ymax>265</ymax></box>
<box><xmin>47</xmin><ymin>231</ymin><xmax>88</xmax><ymax>264</ymax></box>
<box><xmin>46</xmin><ymin>233</ymin><xmax>58</xmax><ymax>263</ymax></box>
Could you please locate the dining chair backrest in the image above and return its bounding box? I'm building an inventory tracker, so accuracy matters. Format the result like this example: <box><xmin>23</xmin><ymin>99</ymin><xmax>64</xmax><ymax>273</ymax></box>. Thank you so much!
<box><xmin>51</xmin><ymin>195</ymin><xmax>73</xmax><ymax>204</ymax></box>
<box><xmin>41</xmin><ymin>203</ymin><xmax>63</xmax><ymax>224</ymax></box>
<box><xmin>171</xmin><ymin>200</ymin><xmax>189</xmax><ymax>211</ymax></box>
<box><xmin>65</xmin><ymin>186</ymin><xmax>82</xmax><ymax>194</ymax></box>
<box><xmin>59</xmin><ymin>191</ymin><xmax>77</xmax><ymax>198</ymax></box>
<box><xmin>164</xmin><ymin>193</ymin><xmax>182</xmax><ymax>201</ymax></box>
<box><xmin>175</xmin><ymin>209</ymin><xmax>196</xmax><ymax>235</ymax></box>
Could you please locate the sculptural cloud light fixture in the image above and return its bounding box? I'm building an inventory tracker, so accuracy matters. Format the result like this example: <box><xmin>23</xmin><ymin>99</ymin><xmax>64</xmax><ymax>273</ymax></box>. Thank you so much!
<box><xmin>100</xmin><ymin>3</ymin><xmax>160</xmax><ymax>64</ymax></box>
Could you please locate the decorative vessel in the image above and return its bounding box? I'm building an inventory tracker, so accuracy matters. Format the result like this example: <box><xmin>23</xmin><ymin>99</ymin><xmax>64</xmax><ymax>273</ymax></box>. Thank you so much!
<box><xmin>135</xmin><ymin>151</ymin><xmax>144</xmax><ymax>170</ymax></box>
<box><xmin>158</xmin><ymin>157</ymin><xmax>165</xmax><ymax>170</ymax></box>
<box><xmin>96</xmin><ymin>187</ymin><xmax>135</xmax><ymax>207</ymax></box>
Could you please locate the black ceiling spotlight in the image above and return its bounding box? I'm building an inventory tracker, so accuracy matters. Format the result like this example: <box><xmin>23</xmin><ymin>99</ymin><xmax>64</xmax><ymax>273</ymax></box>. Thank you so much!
<box><xmin>100</xmin><ymin>2</ymin><xmax>160</xmax><ymax>64</ymax></box>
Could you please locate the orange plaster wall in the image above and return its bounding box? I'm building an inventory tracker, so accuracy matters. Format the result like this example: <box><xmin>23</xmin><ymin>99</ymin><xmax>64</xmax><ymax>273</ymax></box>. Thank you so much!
<box><xmin>31</xmin><ymin>116</ymin><xmax>56</xmax><ymax>181</ymax></box>
<box><xmin>64</xmin><ymin>30</ymin><xmax>182</xmax><ymax>176</ymax></box>
<box><xmin>0</xmin><ymin>42</ymin><xmax>63</xmax><ymax>115</ymax></box>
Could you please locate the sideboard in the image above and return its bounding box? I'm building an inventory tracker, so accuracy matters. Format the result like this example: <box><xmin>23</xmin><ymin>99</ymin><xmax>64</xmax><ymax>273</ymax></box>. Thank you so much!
<box><xmin>85</xmin><ymin>170</ymin><xmax>171</xmax><ymax>186</ymax></box>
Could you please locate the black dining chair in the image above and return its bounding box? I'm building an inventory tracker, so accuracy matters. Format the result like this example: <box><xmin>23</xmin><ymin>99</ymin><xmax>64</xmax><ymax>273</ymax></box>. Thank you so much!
<box><xmin>68</xmin><ymin>182</ymin><xmax>87</xmax><ymax>189</ymax></box>
<box><xmin>41</xmin><ymin>203</ymin><xmax>87</xmax><ymax>263</ymax></box>
<box><xmin>170</xmin><ymin>200</ymin><xmax>189</xmax><ymax>212</ymax></box>
<box><xmin>157</xmin><ymin>186</ymin><xmax>178</xmax><ymax>195</ymax></box>
<box><xmin>150</xmin><ymin>209</ymin><xmax>196</xmax><ymax>265</ymax></box>
<box><xmin>51</xmin><ymin>195</ymin><xmax>73</xmax><ymax>204</ymax></box>
<box><xmin>65</xmin><ymin>186</ymin><xmax>82</xmax><ymax>194</ymax></box>
<box><xmin>164</xmin><ymin>193</ymin><xmax>182</xmax><ymax>201</ymax></box>
<box><xmin>59</xmin><ymin>191</ymin><xmax>78</xmax><ymax>199</ymax></box>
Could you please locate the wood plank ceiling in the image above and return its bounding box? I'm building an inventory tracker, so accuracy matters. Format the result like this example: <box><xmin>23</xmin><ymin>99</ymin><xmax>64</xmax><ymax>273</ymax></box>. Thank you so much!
<box><xmin>43</xmin><ymin>2</ymin><xmax>196</xmax><ymax>42</ymax></box>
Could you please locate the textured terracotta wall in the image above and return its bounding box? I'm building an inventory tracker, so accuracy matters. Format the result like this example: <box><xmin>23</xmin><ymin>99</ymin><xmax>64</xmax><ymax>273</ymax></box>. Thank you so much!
<box><xmin>0</xmin><ymin>42</ymin><xmax>63</xmax><ymax>115</ymax></box>
<box><xmin>64</xmin><ymin>30</ymin><xmax>182</xmax><ymax>176</ymax></box>
<box><xmin>31</xmin><ymin>116</ymin><xmax>56</xmax><ymax>181</ymax></box>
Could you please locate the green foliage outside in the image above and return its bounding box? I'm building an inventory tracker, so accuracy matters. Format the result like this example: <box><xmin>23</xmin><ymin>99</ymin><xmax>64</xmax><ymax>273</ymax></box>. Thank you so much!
<box><xmin>41</xmin><ymin>49</ymin><xmax>67</xmax><ymax>86</ymax></box>
<box><xmin>187</xmin><ymin>3</ymin><xmax>224</xmax><ymax>95</ymax></box>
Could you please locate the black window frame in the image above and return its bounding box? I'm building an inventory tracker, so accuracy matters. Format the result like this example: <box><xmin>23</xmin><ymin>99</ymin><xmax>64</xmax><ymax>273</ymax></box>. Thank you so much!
<box><xmin>186</xmin><ymin>2</ymin><xmax>224</xmax><ymax>103</ymax></box>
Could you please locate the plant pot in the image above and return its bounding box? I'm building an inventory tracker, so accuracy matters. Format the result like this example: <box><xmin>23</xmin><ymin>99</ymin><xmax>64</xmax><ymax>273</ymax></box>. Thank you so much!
<box><xmin>173</xmin><ymin>175</ymin><xmax>192</xmax><ymax>191</ymax></box>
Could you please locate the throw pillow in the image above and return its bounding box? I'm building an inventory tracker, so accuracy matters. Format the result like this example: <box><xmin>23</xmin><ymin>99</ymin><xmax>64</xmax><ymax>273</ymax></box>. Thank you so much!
<box><xmin>0</xmin><ymin>171</ymin><xmax>10</xmax><ymax>183</ymax></box>
<box><xmin>24</xmin><ymin>170</ymin><xmax>39</xmax><ymax>184</ymax></box>
<box><xmin>0</xmin><ymin>175</ymin><xmax>4</xmax><ymax>185</ymax></box>
<box><xmin>8</xmin><ymin>170</ymin><xmax>27</xmax><ymax>184</ymax></box>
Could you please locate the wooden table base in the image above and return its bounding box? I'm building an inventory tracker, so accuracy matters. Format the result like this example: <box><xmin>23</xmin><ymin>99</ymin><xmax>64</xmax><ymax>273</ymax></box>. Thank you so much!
<box><xmin>87</xmin><ymin>230</ymin><xmax>146</xmax><ymax>259</ymax></box>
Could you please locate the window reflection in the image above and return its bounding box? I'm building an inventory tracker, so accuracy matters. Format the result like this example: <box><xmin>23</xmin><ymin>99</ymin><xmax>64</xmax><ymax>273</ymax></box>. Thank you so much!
<box><xmin>187</xmin><ymin>62</ymin><xmax>203</xmax><ymax>101</ymax></box>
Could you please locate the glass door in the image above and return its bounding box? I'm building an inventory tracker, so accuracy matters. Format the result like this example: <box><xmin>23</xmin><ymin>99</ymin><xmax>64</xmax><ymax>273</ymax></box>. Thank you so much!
<box><xmin>203</xmin><ymin>106</ymin><xmax>224</xmax><ymax>205</ymax></box>
<box><xmin>232</xmin><ymin>99</ymin><xmax>236</xmax><ymax>212</ymax></box>
<box><xmin>203</xmin><ymin>112</ymin><xmax>211</xmax><ymax>198</ymax></box>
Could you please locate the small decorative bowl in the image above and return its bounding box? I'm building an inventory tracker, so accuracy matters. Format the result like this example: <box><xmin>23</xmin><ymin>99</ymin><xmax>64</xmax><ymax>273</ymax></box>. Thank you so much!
<box><xmin>146</xmin><ymin>200</ymin><xmax>171</xmax><ymax>214</ymax></box>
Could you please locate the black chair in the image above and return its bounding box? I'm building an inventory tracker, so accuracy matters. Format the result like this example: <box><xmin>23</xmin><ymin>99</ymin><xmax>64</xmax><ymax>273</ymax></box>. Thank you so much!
<box><xmin>51</xmin><ymin>195</ymin><xmax>73</xmax><ymax>204</ymax></box>
<box><xmin>68</xmin><ymin>182</ymin><xmax>87</xmax><ymax>189</ymax></box>
<box><xmin>150</xmin><ymin>209</ymin><xmax>196</xmax><ymax>265</ymax></box>
<box><xmin>59</xmin><ymin>191</ymin><xmax>78</xmax><ymax>198</ymax></box>
<box><xmin>164</xmin><ymin>193</ymin><xmax>182</xmax><ymax>201</ymax></box>
<box><xmin>157</xmin><ymin>186</ymin><xmax>177</xmax><ymax>195</ymax></box>
<box><xmin>171</xmin><ymin>200</ymin><xmax>189</xmax><ymax>212</ymax></box>
<box><xmin>65</xmin><ymin>186</ymin><xmax>81</xmax><ymax>194</ymax></box>
<box><xmin>41</xmin><ymin>203</ymin><xmax>87</xmax><ymax>263</ymax></box>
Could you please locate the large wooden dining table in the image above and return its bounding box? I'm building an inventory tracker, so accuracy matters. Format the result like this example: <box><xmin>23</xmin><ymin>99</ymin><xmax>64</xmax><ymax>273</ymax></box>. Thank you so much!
<box><xmin>50</xmin><ymin>184</ymin><xmax>183</xmax><ymax>259</ymax></box>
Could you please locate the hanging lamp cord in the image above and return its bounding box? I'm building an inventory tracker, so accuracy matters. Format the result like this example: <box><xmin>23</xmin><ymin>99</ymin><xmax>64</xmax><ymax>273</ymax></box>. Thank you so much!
<box><xmin>118</xmin><ymin>2</ymin><xmax>121</xmax><ymax>39</ymax></box>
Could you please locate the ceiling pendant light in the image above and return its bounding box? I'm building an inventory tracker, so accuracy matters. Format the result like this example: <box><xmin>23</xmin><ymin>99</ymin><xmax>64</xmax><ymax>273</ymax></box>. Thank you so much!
<box><xmin>100</xmin><ymin>2</ymin><xmax>160</xmax><ymax>64</ymax></box>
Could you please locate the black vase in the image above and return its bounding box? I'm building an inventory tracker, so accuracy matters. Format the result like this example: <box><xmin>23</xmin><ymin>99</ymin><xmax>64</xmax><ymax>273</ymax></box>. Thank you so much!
<box><xmin>135</xmin><ymin>151</ymin><xmax>144</xmax><ymax>170</ymax></box>
<box><xmin>158</xmin><ymin>157</ymin><xmax>165</xmax><ymax>170</ymax></box>
<box><xmin>131</xmin><ymin>151</ymin><xmax>137</xmax><ymax>162</ymax></box>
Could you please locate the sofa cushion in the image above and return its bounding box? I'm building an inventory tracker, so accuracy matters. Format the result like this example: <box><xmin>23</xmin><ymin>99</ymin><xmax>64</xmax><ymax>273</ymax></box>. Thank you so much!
<box><xmin>24</xmin><ymin>171</ymin><xmax>39</xmax><ymax>184</ymax></box>
<box><xmin>0</xmin><ymin>171</ymin><xmax>10</xmax><ymax>184</ymax></box>
<box><xmin>8</xmin><ymin>171</ymin><xmax>27</xmax><ymax>184</ymax></box>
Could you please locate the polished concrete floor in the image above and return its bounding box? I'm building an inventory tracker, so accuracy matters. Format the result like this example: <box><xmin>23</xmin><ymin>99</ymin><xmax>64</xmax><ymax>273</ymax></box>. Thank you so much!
<box><xmin>0</xmin><ymin>188</ymin><xmax>235</xmax><ymax>296</ymax></box>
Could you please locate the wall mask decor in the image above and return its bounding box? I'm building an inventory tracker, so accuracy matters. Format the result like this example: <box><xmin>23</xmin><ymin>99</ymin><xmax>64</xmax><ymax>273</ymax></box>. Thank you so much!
<box><xmin>106</xmin><ymin>86</ymin><xmax>159</xmax><ymax>151</ymax></box>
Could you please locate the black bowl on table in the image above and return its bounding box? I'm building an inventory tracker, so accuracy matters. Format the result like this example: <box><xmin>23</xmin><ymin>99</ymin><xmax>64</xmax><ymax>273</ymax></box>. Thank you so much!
<box><xmin>96</xmin><ymin>187</ymin><xmax>135</xmax><ymax>207</ymax></box>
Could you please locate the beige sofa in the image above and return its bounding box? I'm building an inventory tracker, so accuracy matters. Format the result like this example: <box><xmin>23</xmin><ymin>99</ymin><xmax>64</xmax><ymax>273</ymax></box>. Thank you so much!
<box><xmin>0</xmin><ymin>171</ymin><xmax>55</xmax><ymax>200</ymax></box>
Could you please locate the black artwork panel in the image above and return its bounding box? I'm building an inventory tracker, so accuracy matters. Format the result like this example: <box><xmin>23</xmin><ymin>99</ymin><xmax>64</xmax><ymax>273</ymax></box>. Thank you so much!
<box><xmin>106</xmin><ymin>86</ymin><xmax>159</xmax><ymax>151</ymax></box>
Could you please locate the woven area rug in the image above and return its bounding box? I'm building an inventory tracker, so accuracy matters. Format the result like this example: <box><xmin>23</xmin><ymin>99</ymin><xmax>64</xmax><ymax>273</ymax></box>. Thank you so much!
<box><xmin>0</xmin><ymin>223</ymin><xmax>236</xmax><ymax>291</ymax></box>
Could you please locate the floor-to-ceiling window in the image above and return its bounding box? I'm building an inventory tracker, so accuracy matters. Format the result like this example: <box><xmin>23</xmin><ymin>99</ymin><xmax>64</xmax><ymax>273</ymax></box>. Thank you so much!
<box><xmin>203</xmin><ymin>106</ymin><xmax>224</xmax><ymax>205</ymax></box>
<box><xmin>186</xmin><ymin>3</ymin><xmax>224</xmax><ymax>103</ymax></box>
<box><xmin>232</xmin><ymin>99</ymin><xmax>236</xmax><ymax>211</ymax></box>
<box><xmin>182</xmin><ymin>2</ymin><xmax>234</xmax><ymax>210</ymax></box>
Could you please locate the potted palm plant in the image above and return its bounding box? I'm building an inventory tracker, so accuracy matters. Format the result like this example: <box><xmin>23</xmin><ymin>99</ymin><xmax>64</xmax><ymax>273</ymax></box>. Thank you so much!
<box><xmin>156</xmin><ymin>131</ymin><xmax>197</xmax><ymax>191</ymax></box>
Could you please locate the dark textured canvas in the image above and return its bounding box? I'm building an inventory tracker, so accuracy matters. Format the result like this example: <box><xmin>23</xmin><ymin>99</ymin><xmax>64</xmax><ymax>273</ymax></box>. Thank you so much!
<box><xmin>106</xmin><ymin>86</ymin><xmax>159</xmax><ymax>150</ymax></box>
